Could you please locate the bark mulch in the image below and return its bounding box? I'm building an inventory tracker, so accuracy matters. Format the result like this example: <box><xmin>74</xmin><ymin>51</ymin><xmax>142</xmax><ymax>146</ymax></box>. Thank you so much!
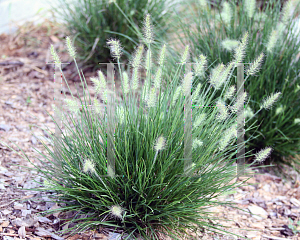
<box><xmin>0</xmin><ymin>18</ymin><xmax>300</xmax><ymax>240</ymax></box>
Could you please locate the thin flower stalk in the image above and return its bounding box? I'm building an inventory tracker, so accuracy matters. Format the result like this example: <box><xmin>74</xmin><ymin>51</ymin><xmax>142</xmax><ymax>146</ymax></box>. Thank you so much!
<box><xmin>145</xmin><ymin>49</ymin><xmax>152</xmax><ymax>71</ymax></box>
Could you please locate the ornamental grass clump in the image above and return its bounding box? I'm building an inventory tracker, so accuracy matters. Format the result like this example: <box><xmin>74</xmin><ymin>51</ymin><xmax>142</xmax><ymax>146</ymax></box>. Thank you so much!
<box><xmin>2</xmin><ymin>16</ymin><xmax>279</xmax><ymax>240</ymax></box>
<box><xmin>46</xmin><ymin>0</ymin><xmax>178</xmax><ymax>73</ymax></box>
<box><xmin>171</xmin><ymin>0</ymin><xmax>300</xmax><ymax>177</ymax></box>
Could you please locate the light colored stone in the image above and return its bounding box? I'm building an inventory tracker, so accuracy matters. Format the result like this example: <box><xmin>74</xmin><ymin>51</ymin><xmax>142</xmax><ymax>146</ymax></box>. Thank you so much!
<box><xmin>18</xmin><ymin>226</ymin><xmax>26</xmax><ymax>239</ymax></box>
<box><xmin>247</xmin><ymin>205</ymin><xmax>268</xmax><ymax>219</ymax></box>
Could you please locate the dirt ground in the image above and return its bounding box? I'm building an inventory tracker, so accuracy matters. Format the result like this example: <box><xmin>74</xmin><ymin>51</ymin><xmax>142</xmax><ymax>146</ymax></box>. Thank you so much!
<box><xmin>1</xmin><ymin>18</ymin><xmax>300</xmax><ymax>240</ymax></box>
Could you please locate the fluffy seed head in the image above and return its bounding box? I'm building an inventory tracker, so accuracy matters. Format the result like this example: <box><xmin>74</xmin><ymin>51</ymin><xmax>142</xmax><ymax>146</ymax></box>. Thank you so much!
<box><xmin>209</xmin><ymin>63</ymin><xmax>225</xmax><ymax>90</ymax></box>
<box><xmin>53</xmin><ymin>105</ymin><xmax>65</xmax><ymax>121</ymax></box>
<box><xmin>193</xmin><ymin>139</ymin><xmax>204</xmax><ymax>149</ymax></box>
<box><xmin>192</xmin><ymin>83</ymin><xmax>202</xmax><ymax>103</ymax></box>
<box><xmin>154</xmin><ymin>135</ymin><xmax>166</xmax><ymax>151</ymax></box>
<box><xmin>245</xmin><ymin>105</ymin><xmax>254</xmax><ymax>119</ymax></box>
<box><xmin>246</xmin><ymin>52</ymin><xmax>265</xmax><ymax>76</ymax></box>
<box><xmin>180</xmin><ymin>45</ymin><xmax>190</xmax><ymax>65</ymax></box>
<box><xmin>131</xmin><ymin>68</ymin><xmax>139</xmax><ymax>90</ymax></box>
<box><xmin>254</xmin><ymin>147</ymin><xmax>272</xmax><ymax>163</ymax></box>
<box><xmin>216</xmin><ymin>99</ymin><xmax>229</xmax><ymax>121</ymax></box>
<box><xmin>83</xmin><ymin>159</ymin><xmax>96</xmax><ymax>174</ymax></box>
<box><xmin>122</xmin><ymin>71</ymin><xmax>130</xmax><ymax>94</ymax></box>
<box><xmin>93</xmin><ymin>98</ymin><xmax>102</xmax><ymax>115</ymax></box>
<box><xmin>281</xmin><ymin>0</ymin><xmax>294</xmax><ymax>24</ymax></box>
<box><xmin>194</xmin><ymin>54</ymin><xmax>207</xmax><ymax>77</ymax></box>
<box><xmin>107</xmin><ymin>38</ymin><xmax>123</xmax><ymax>60</ymax></box>
<box><xmin>219</xmin><ymin>62</ymin><xmax>234</xmax><ymax>88</ymax></box>
<box><xmin>153</xmin><ymin>67</ymin><xmax>162</xmax><ymax>89</ymax></box>
<box><xmin>158</xmin><ymin>44</ymin><xmax>166</xmax><ymax>66</ymax></box>
<box><xmin>266</xmin><ymin>29</ymin><xmax>278</xmax><ymax>53</ymax></box>
<box><xmin>147</xmin><ymin>87</ymin><xmax>157</xmax><ymax>108</ymax></box>
<box><xmin>234</xmin><ymin>32</ymin><xmax>249</xmax><ymax>65</ymax></box>
<box><xmin>221</xmin><ymin>39</ymin><xmax>240</xmax><ymax>51</ymax></box>
<box><xmin>65</xmin><ymin>36</ymin><xmax>76</xmax><ymax>58</ymax></box>
<box><xmin>172</xmin><ymin>86</ymin><xmax>182</xmax><ymax>106</ymax></box>
<box><xmin>43</xmin><ymin>179</ymin><xmax>53</xmax><ymax>188</ymax></box>
<box><xmin>182</xmin><ymin>72</ymin><xmax>193</xmax><ymax>95</ymax></box>
<box><xmin>131</xmin><ymin>44</ymin><xmax>144</xmax><ymax>69</ymax></box>
<box><xmin>245</xmin><ymin>0</ymin><xmax>256</xmax><ymax>18</ymax></box>
<box><xmin>199</xmin><ymin>0</ymin><xmax>207</xmax><ymax>7</ymax></box>
<box><xmin>143</xmin><ymin>14</ymin><xmax>154</xmax><ymax>44</ymax></box>
<box><xmin>221</xmin><ymin>2</ymin><xmax>232</xmax><ymax>26</ymax></box>
<box><xmin>117</xmin><ymin>106</ymin><xmax>125</xmax><ymax>124</ymax></box>
<box><xmin>218</xmin><ymin>127</ymin><xmax>236</xmax><ymax>151</ymax></box>
<box><xmin>110</xmin><ymin>205</ymin><xmax>124</xmax><ymax>220</ymax></box>
<box><xmin>231</xmin><ymin>92</ymin><xmax>247</xmax><ymax>113</ymax></box>
<box><xmin>275</xmin><ymin>104</ymin><xmax>285</xmax><ymax>115</ymax></box>
<box><xmin>224</xmin><ymin>85</ymin><xmax>236</xmax><ymax>101</ymax></box>
<box><xmin>50</xmin><ymin>44</ymin><xmax>61</xmax><ymax>66</ymax></box>
<box><xmin>64</xmin><ymin>98</ymin><xmax>80</xmax><ymax>114</ymax></box>
<box><xmin>91</xmin><ymin>71</ymin><xmax>107</xmax><ymax>95</ymax></box>
<box><xmin>260</xmin><ymin>92</ymin><xmax>281</xmax><ymax>110</ymax></box>
<box><xmin>193</xmin><ymin>113</ymin><xmax>206</xmax><ymax>128</ymax></box>
<box><xmin>277</xmin><ymin>22</ymin><xmax>285</xmax><ymax>36</ymax></box>
<box><xmin>294</xmin><ymin>118</ymin><xmax>300</xmax><ymax>124</ymax></box>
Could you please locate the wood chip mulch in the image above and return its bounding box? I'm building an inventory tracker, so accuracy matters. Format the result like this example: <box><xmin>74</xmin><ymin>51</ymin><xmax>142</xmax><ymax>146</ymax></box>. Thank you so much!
<box><xmin>0</xmin><ymin>18</ymin><xmax>300</xmax><ymax>240</ymax></box>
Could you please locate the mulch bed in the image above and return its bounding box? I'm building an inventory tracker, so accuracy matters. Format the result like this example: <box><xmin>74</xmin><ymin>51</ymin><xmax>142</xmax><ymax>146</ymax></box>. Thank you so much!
<box><xmin>0</xmin><ymin>18</ymin><xmax>300</xmax><ymax>240</ymax></box>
